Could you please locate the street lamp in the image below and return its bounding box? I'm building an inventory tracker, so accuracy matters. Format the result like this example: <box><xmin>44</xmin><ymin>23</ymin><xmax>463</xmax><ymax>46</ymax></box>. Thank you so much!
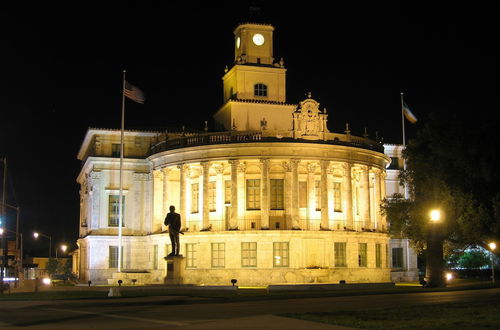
<box><xmin>426</xmin><ymin>209</ymin><xmax>445</xmax><ymax>288</ymax></box>
<box><xmin>488</xmin><ymin>242</ymin><xmax>496</xmax><ymax>284</ymax></box>
<box><xmin>56</xmin><ymin>244</ymin><xmax>68</xmax><ymax>259</ymax></box>
<box><xmin>0</xmin><ymin>228</ymin><xmax>23</xmax><ymax>288</ymax></box>
<box><xmin>430</xmin><ymin>209</ymin><xmax>441</xmax><ymax>222</ymax></box>
<box><xmin>33</xmin><ymin>232</ymin><xmax>52</xmax><ymax>258</ymax></box>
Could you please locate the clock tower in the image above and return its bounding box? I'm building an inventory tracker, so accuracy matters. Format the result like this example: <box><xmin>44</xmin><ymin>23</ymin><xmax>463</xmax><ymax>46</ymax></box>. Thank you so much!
<box><xmin>215</xmin><ymin>23</ymin><xmax>293</xmax><ymax>132</ymax></box>
<box><xmin>234</xmin><ymin>23</ymin><xmax>274</xmax><ymax>65</ymax></box>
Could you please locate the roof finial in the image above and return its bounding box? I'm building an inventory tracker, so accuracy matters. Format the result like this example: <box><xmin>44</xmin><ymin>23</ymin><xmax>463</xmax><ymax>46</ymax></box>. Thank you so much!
<box><xmin>204</xmin><ymin>121</ymin><xmax>208</xmax><ymax>133</ymax></box>
<box><xmin>307</xmin><ymin>92</ymin><xmax>312</xmax><ymax>99</ymax></box>
<box><xmin>363</xmin><ymin>127</ymin><xmax>368</xmax><ymax>138</ymax></box>
<box><xmin>345</xmin><ymin>123</ymin><xmax>351</xmax><ymax>135</ymax></box>
<box><xmin>224</xmin><ymin>65</ymin><xmax>228</xmax><ymax>73</ymax></box>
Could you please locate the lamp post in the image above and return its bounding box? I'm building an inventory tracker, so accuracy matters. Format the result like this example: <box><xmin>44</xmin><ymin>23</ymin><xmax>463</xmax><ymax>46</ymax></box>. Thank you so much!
<box><xmin>56</xmin><ymin>244</ymin><xmax>67</xmax><ymax>259</ymax></box>
<box><xmin>489</xmin><ymin>242</ymin><xmax>496</xmax><ymax>284</ymax></box>
<box><xmin>33</xmin><ymin>232</ymin><xmax>52</xmax><ymax>258</ymax></box>
<box><xmin>426</xmin><ymin>209</ymin><xmax>446</xmax><ymax>288</ymax></box>
<box><xmin>0</xmin><ymin>228</ymin><xmax>23</xmax><ymax>288</ymax></box>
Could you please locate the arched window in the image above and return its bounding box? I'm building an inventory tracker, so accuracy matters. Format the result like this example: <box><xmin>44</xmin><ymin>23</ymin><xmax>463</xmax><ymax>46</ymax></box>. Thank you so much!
<box><xmin>254</xmin><ymin>83</ymin><xmax>267</xmax><ymax>97</ymax></box>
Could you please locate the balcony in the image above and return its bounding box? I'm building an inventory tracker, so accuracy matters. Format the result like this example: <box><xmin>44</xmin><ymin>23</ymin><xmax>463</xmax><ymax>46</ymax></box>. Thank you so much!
<box><xmin>149</xmin><ymin>131</ymin><xmax>384</xmax><ymax>156</ymax></box>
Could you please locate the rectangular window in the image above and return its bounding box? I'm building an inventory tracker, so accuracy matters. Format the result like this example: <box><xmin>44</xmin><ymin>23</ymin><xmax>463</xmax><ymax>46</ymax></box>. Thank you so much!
<box><xmin>225</xmin><ymin>180</ymin><xmax>231</xmax><ymax>204</ymax></box>
<box><xmin>299</xmin><ymin>181</ymin><xmax>308</xmax><ymax>208</ymax></box>
<box><xmin>108</xmin><ymin>195</ymin><xmax>125</xmax><ymax>227</ymax></box>
<box><xmin>209</xmin><ymin>181</ymin><xmax>216</xmax><ymax>212</ymax></box>
<box><xmin>358</xmin><ymin>243</ymin><xmax>367</xmax><ymax>267</ymax></box>
<box><xmin>376</xmin><ymin>244</ymin><xmax>382</xmax><ymax>268</ymax></box>
<box><xmin>241</xmin><ymin>242</ymin><xmax>257</xmax><ymax>268</ymax></box>
<box><xmin>315</xmin><ymin>180</ymin><xmax>321</xmax><ymax>210</ymax></box>
<box><xmin>334</xmin><ymin>242</ymin><xmax>347</xmax><ymax>267</ymax></box>
<box><xmin>153</xmin><ymin>245</ymin><xmax>158</xmax><ymax>270</ymax></box>
<box><xmin>108</xmin><ymin>246</ymin><xmax>123</xmax><ymax>268</ymax></box>
<box><xmin>273</xmin><ymin>242</ymin><xmax>289</xmax><ymax>267</ymax></box>
<box><xmin>211</xmin><ymin>243</ymin><xmax>225</xmax><ymax>268</ymax></box>
<box><xmin>246</xmin><ymin>179</ymin><xmax>261</xmax><ymax>210</ymax></box>
<box><xmin>191</xmin><ymin>183</ymin><xmax>199</xmax><ymax>213</ymax></box>
<box><xmin>392</xmin><ymin>247</ymin><xmax>404</xmax><ymax>268</ymax></box>
<box><xmin>270</xmin><ymin>179</ymin><xmax>284</xmax><ymax>210</ymax></box>
<box><xmin>112</xmin><ymin>143</ymin><xmax>121</xmax><ymax>158</ymax></box>
<box><xmin>186</xmin><ymin>243</ymin><xmax>197</xmax><ymax>268</ymax></box>
<box><xmin>333</xmin><ymin>182</ymin><xmax>342</xmax><ymax>212</ymax></box>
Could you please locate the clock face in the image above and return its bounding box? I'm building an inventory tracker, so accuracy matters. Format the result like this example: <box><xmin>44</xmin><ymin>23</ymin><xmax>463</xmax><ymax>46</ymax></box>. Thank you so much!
<box><xmin>252</xmin><ymin>33</ymin><xmax>265</xmax><ymax>46</ymax></box>
<box><xmin>236</xmin><ymin>37</ymin><xmax>241</xmax><ymax>49</ymax></box>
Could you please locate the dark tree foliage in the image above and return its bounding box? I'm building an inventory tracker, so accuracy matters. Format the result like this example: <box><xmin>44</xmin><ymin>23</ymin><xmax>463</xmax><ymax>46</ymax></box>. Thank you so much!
<box><xmin>382</xmin><ymin>110</ymin><xmax>500</xmax><ymax>254</ymax></box>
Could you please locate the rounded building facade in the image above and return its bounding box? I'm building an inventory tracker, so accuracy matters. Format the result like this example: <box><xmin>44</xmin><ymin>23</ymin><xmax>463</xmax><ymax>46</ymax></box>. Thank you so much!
<box><xmin>74</xmin><ymin>22</ymin><xmax>404</xmax><ymax>286</ymax></box>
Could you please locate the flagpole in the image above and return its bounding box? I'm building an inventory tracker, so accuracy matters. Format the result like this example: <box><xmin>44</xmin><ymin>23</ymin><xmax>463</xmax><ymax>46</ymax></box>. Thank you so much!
<box><xmin>401</xmin><ymin>92</ymin><xmax>409</xmax><ymax>199</ymax></box>
<box><xmin>118</xmin><ymin>70</ymin><xmax>126</xmax><ymax>273</ymax></box>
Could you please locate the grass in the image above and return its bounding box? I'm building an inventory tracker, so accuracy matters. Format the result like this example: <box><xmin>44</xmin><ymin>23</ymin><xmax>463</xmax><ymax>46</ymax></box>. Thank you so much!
<box><xmin>280</xmin><ymin>301</ymin><xmax>500</xmax><ymax>329</ymax></box>
<box><xmin>0</xmin><ymin>280</ymin><xmax>496</xmax><ymax>302</ymax></box>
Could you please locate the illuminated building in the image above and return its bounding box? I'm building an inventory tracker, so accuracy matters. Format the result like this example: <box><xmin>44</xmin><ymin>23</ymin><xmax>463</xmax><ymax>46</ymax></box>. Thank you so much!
<box><xmin>74</xmin><ymin>23</ymin><xmax>417</xmax><ymax>285</ymax></box>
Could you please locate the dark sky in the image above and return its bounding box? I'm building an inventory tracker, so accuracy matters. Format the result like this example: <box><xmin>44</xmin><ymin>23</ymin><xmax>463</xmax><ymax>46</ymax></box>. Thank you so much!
<box><xmin>0</xmin><ymin>2</ymin><xmax>498</xmax><ymax>256</ymax></box>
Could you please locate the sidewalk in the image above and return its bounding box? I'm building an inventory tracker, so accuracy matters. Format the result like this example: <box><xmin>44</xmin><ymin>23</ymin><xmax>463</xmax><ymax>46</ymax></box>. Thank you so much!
<box><xmin>180</xmin><ymin>314</ymin><xmax>357</xmax><ymax>329</ymax></box>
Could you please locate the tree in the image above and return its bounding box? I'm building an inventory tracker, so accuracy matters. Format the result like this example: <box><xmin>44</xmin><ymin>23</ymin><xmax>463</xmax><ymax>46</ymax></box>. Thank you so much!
<box><xmin>457</xmin><ymin>249</ymin><xmax>490</xmax><ymax>270</ymax></box>
<box><xmin>382</xmin><ymin>110</ymin><xmax>500</xmax><ymax>287</ymax></box>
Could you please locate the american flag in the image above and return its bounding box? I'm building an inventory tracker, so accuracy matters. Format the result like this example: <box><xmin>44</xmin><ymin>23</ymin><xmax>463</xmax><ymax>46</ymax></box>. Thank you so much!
<box><xmin>123</xmin><ymin>81</ymin><xmax>145</xmax><ymax>104</ymax></box>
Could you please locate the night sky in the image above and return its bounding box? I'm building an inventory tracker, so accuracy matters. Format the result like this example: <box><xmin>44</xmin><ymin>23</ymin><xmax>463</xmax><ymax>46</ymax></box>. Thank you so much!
<box><xmin>0</xmin><ymin>3</ymin><xmax>498</xmax><ymax>257</ymax></box>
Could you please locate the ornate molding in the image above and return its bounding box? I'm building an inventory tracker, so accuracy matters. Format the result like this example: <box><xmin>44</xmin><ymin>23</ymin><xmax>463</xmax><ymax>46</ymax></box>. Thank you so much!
<box><xmin>307</xmin><ymin>162</ymin><xmax>317</xmax><ymax>173</ymax></box>
<box><xmin>133</xmin><ymin>172</ymin><xmax>152</xmax><ymax>181</ymax></box>
<box><xmin>237</xmin><ymin>162</ymin><xmax>246</xmax><ymax>173</ymax></box>
<box><xmin>213</xmin><ymin>163</ymin><xmax>224</xmax><ymax>174</ymax></box>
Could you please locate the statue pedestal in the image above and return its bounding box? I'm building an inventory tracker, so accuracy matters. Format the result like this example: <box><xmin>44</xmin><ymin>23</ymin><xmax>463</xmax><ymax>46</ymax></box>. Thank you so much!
<box><xmin>164</xmin><ymin>255</ymin><xmax>185</xmax><ymax>285</ymax></box>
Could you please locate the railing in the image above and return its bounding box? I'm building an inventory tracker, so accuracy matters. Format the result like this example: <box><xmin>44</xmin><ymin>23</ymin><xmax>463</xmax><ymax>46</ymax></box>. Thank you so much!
<box><xmin>149</xmin><ymin>131</ymin><xmax>384</xmax><ymax>155</ymax></box>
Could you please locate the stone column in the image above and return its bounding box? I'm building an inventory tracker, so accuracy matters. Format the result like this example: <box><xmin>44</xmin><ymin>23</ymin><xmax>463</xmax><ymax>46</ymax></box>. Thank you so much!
<box><xmin>361</xmin><ymin>165</ymin><xmax>371</xmax><ymax>229</ymax></box>
<box><xmin>320</xmin><ymin>160</ymin><xmax>330</xmax><ymax>230</ymax></box>
<box><xmin>229</xmin><ymin>160</ymin><xmax>239</xmax><ymax>230</ymax></box>
<box><xmin>201</xmin><ymin>161</ymin><xmax>211</xmax><ymax>231</ymax></box>
<box><xmin>343</xmin><ymin>162</ymin><xmax>354</xmax><ymax>230</ymax></box>
<box><xmin>162</xmin><ymin>168</ymin><xmax>170</xmax><ymax>218</ymax></box>
<box><xmin>380</xmin><ymin>171</ymin><xmax>387</xmax><ymax>231</ymax></box>
<box><xmin>291</xmin><ymin>159</ymin><xmax>300</xmax><ymax>229</ymax></box>
<box><xmin>214</xmin><ymin>164</ymin><xmax>224</xmax><ymax>226</ymax></box>
<box><xmin>307</xmin><ymin>163</ymin><xmax>317</xmax><ymax>228</ymax></box>
<box><xmin>89</xmin><ymin>171</ymin><xmax>102</xmax><ymax>230</ymax></box>
<box><xmin>153</xmin><ymin>170</ymin><xmax>163</xmax><ymax>232</ymax></box>
<box><xmin>177</xmin><ymin>164</ymin><xmax>188</xmax><ymax>230</ymax></box>
<box><xmin>260</xmin><ymin>159</ymin><xmax>270</xmax><ymax>229</ymax></box>
<box><xmin>237</xmin><ymin>162</ymin><xmax>246</xmax><ymax>228</ymax></box>
<box><xmin>283</xmin><ymin>161</ymin><xmax>293</xmax><ymax>229</ymax></box>
<box><xmin>373</xmin><ymin>169</ymin><xmax>381</xmax><ymax>230</ymax></box>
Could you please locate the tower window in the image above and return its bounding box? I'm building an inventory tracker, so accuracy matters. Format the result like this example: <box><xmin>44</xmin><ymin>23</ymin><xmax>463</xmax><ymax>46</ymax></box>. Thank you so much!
<box><xmin>254</xmin><ymin>83</ymin><xmax>267</xmax><ymax>97</ymax></box>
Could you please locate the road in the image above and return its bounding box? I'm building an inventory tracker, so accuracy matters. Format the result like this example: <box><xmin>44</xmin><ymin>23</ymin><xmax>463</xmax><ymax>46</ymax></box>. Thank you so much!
<box><xmin>0</xmin><ymin>288</ymin><xmax>498</xmax><ymax>329</ymax></box>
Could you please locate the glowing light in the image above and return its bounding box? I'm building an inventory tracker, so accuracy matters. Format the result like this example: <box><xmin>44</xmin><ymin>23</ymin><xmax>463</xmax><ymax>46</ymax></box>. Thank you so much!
<box><xmin>61</xmin><ymin>244</ymin><xmax>68</xmax><ymax>252</ymax></box>
<box><xmin>430</xmin><ymin>210</ymin><xmax>441</xmax><ymax>222</ymax></box>
<box><xmin>42</xmin><ymin>278</ymin><xmax>51</xmax><ymax>285</ymax></box>
<box><xmin>489</xmin><ymin>242</ymin><xmax>496</xmax><ymax>251</ymax></box>
<box><xmin>445</xmin><ymin>273</ymin><xmax>453</xmax><ymax>281</ymax></box>
<box><xmin>0</xmin><ymin>228</ymin><xmax>3</xmax><ymax>235</ymax></box>
<box><xmin>33</xmin><ymin>232</ymin><xmax>39</xmax><ymax>238</ymax></box>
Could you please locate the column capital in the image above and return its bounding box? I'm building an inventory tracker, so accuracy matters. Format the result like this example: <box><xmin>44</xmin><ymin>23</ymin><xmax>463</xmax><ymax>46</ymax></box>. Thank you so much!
<box><xmin>161</xmin><ymin>167</ymin><xmax>171</xmax><ymax>175</ymax></box>
<box><xmin>200</xmin><ymin>161</ymin><xmax>211</xmax><ymax>171</ymax></box>
<box><xmin>307</xmin><ymin>162</ymin><xmax>317</xmax><ymax>173</ymax></box>
<box><xmin>259</xmin><ymin>158</ymin><xmax>270</xmax><ymax>168</ymax></box>
<box><xmin>213</xmin><ymin>163</ymin><xmax>224</xmax><ymax>174</ymax></box>
<box><xmin>177</xmin><ymin>163</ymin><xmax>190</xmax><ymax>178</ymax></box>
<box><xmin>228</xmin><ymin>159</ymin><xmax>239</xmax><ymax>166</ymax></box>
<box><xmin>237</xmin><ymin>162</ymin><xmax>246</xmax><ymax>173</ymax></box>
<box><xmin>153</xmin><ymin>170</ymin><xmax>163</xmax><ymax>179</ymax></box>
<box><xmin>282</xmin><ymin>161</ymin><xmax>293</xmax><ymax>172</ymax></box>
<box><xmin>320</xmin><ymin>160</ymin><xmax>330</xmax><ymax>169</ymax></box>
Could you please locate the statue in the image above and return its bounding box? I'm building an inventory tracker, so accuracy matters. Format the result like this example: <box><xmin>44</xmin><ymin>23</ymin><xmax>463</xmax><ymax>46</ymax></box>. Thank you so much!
<box><xmin>164</xmin><ymin>205</ymin><xmax>182</xmax><ymax>256</ymax></box>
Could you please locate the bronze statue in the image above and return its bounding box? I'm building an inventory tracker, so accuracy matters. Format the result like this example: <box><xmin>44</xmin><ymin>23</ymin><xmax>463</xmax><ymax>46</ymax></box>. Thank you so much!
<box><xmin>164</xmin><ymin>205</ymin><xmax>182</xmax><ymax>256</ymax></box>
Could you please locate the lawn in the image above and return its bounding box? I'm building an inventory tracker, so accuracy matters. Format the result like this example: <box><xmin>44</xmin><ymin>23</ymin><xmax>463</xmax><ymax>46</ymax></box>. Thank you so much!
<box><xmin>280</xmin><ymin>301</ymin><xmax>500</xmax><ymax>329</ymax></box>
